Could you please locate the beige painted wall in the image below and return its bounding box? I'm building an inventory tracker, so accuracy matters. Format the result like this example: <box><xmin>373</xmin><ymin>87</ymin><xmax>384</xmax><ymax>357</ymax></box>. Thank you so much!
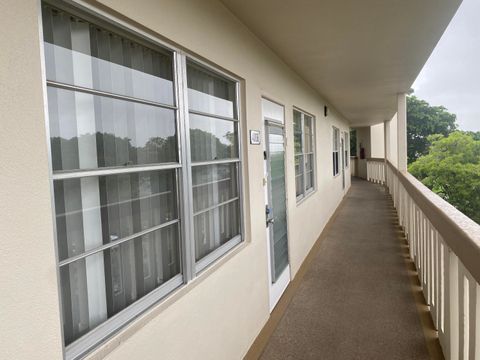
<box><xmin>370</xmin><ymin>123</ymin><xmax>385</xmax><ymax>158</ymax></box>
<box><xmin>0</xmin><ymin>0</ymin><xmax>351</xmax><ymax>359</ymax></box>
<box><xmin>386</xmin><ymin>114</ymin><xmax>399</xmax><ymax>167</ymax></box>
<box><xmin>0</xmin><ymin>0</ymin><xmax>63</xmax><ymax>359</ymax></box>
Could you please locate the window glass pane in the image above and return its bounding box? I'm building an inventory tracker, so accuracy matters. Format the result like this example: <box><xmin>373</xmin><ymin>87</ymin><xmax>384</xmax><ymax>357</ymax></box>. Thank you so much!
<box><xmin>295</xmin><ymin>154</ymin><xmax>304</xmax><ymax>177</ymax></box>
<box><xmin>293</xmin><ymin>110</ymin><xmax>303</xmax><ymax>155</ymax></box>
<box><xmin>192</xmin><ymin>163</ymin><xmax>238</xmax><ymax>213</ymax></box>
<box><xmin>334</xmin><ymin>152</ymin><xmax>339</xmax><ymax>175</ymax></box>
<box><xmin>192</xmin><ymin>163</ymin><xmax>240</xmax><ymax>261</ymax></box>
<box><xmin>333</xmin><ymin>127</ymin><xmax>339</xmax><ymax>151</ymax></box>
<box><xmin>193</xmin><ymin>200</ymin><xmax>240</xmax><ymax>261</ymax></box>
<box><xmin>295</xmin><ymin>153</ymin><xmax>304</xmax><ymax>197</ymax></box>
<box><xmin>42</xmin><ymin>4</ymin><xmax>174</xmax><ymax>105</ymax></box>
<box><xmin>295</xmin><ymin>173</ymin><xmax>304</xmax><ymax>197</ymax></box>
<box><xmin>54</xmin><ymin>170</ymin><xmax>177</xmax><ymax>261</ymax></box>
<box><xmin>189</xmin><ymin>114</ymin><xmax>238</xmax><ymax>162</ymax></box>
<box><xmin>305</xmin><ymin>170</ymin><xmax>313</xmax><ymax>190</ymax></box>
<box><xmin>48</xmin><ymin>87</ymin><xmax>177</xmax><ymax>171</ymax></box>
<box><xmin>304</xmin><ymin>115</ymin><xmax>313</xmax><ymax>153</ymax></box>
<box><xmin>187</xmin><ymin>62</ymin><xmax>236</xmax><ymax>118</ymax></box>
<box><xmin>305</xmin><ymin>153</ymin><xmax>314</xmax><ymax>173</ymax></box>
<box><xmin>60</xmin><ymin>222</ymin><xmax>180</xmax><ymax>346</ymax></box>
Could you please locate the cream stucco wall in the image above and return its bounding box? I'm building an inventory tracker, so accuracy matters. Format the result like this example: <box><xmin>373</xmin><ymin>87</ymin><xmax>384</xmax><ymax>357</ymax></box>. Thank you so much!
<box><xmin>386</xmin><ymin>114</ymin><xmax>399</xmax><ymax>167</ymax></box>
<box><xmin>0</xmin><ymin>0</ymin><xmax>351</xmax><ymax>359</ymax></box>
<box><xmin>370</xmin><ymin>123</ymin><xmax>385</xmax><ymax>159</ymax></box>
<box><xmin>0</xmin><ymin>0</ymin><xmax>63</xmax><ymax>359</ymax></box>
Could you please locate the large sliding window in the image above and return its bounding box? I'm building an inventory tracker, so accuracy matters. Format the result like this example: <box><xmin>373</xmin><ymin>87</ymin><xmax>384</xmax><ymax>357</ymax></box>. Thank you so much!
<box><xmin>186</xmin><ymin>62</ymin><xmax>241</xmax><ymax>269</ymax></box>
<box><xmin>333</xmin><ymin>126</ymin><xmax>340</xmax><ymax>176</ymax></box>
<box><xmin>294</xmin><ymin>109</ymin><xmax>316</xmax><ymax>201</ymax></box>
<box><xmin>42</xmin><ymin>2</ymin><xmax>242</xmax><ymax>357</ymax></box>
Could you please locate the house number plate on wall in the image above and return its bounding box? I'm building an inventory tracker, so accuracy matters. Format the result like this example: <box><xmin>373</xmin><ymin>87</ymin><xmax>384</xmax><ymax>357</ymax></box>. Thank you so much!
<box><xmin>250</xmin><ymin>130</ymin><xmax>261</xmax><ymax>145</ymax></box>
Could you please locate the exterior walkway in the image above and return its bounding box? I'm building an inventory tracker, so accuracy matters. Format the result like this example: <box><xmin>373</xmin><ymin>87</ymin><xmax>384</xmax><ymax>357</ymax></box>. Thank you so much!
<box><xmin>256</xmin><ymin>178</ymin><xmax>434</xmax><ymax>360</ymax></box>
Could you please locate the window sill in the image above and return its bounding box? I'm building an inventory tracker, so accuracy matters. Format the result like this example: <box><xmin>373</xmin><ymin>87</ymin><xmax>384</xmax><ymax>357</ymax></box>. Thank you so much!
<box><xmin>82</xmin><ymin>240</ymin><xmax>249</xmax><ymax>360</ymax></box>
<box><xmin>296</xmin><ymin>188</ymin><xmax>316</xmax><ymax>206</ymax></box>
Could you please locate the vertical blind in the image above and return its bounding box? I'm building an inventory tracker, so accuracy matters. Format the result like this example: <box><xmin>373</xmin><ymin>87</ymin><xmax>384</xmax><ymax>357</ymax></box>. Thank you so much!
<box><xmin>42</xmin><ymin>2</ymin><xmax>242</xmax><ymax>353</ymax></box>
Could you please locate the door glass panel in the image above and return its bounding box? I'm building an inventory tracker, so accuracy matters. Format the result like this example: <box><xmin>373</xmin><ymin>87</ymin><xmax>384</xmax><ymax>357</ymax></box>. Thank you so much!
<box><xmin>267</xmin><ymin>125</ymin><xmax>288</xmax><ymax>282</ymax></box>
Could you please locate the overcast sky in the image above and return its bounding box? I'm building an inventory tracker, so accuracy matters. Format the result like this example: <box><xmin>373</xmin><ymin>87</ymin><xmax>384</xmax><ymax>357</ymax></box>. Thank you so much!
<box><xmin>412</xmin><ymin>0</ymin><xmax>480</xmax><ymax>131</ymax></box>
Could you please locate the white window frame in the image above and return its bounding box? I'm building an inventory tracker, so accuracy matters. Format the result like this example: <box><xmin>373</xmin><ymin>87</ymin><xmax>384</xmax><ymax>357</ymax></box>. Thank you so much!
<box><xmin>293</xmin><ymin>108</ymin><xmax>316</xmax><ymax>203</ymax></box>
<box><xmin>40</xmin><ymin>1</ymin><xmax>244</xmax><ymax>358</ymax></box>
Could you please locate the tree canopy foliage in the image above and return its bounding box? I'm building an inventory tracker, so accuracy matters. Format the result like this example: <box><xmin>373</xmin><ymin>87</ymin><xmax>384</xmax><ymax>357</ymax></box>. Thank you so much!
<box><xmin>407</xmin><ymin>95</ymin><xmax>457</xmax><ymax>163</ymax></box>
<box><xmin>409</xmin><ymin>132</ymin><xmax>480</xmax><ymax>223</ymax></box>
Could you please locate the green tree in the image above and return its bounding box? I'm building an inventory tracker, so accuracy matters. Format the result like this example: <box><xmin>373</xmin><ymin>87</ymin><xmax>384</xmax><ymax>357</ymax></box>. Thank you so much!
<box><xmin>407</xmin><ymin>95</ymin><xmax>457</xmax><ymax>163</ymax></box>
<box><xmin>409</xmin><ymin>132</ymin><xmax>480</xmax><ymax>223</ymax></box>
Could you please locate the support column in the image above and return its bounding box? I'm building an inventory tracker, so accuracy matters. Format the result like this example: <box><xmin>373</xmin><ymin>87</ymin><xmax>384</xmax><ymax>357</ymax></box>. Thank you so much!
<box><xmin>384</xmin><ymin>120</ymin><xmax>389</xmax><ymax>185</ymax></box>
<box><xmin>397</xmin><ymin>93</ymin><xmax>408</xmax><ymax>172</ymax></box>
<box><xmin>384</xmin><ymin>120</ymin><xmax>389</xmax><ymax>162</ymax></box>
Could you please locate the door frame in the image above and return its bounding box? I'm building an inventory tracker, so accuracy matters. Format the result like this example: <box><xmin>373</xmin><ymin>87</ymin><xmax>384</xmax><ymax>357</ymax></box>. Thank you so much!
<box><xmin>261</xmin><ymin>97</ymin><xmax>291</xmax><ymax>312</ymax></box>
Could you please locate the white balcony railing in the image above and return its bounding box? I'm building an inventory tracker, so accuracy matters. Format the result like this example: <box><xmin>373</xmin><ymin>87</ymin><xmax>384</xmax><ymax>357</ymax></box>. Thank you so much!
<box><xmin>381</xmin><ymin>161</ymin><xmax>480</xmax><ymax>360</ymax></box>
<box><xmin>366</xmin><ymin>158</ymin><xmax>385</xmax><ymax>184</ymax></box>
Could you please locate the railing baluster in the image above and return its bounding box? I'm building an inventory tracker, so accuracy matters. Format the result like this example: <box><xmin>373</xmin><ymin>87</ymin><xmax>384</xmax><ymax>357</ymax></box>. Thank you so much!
<box><xmin>423</xmin><ymin>217</ymin><xmax>428</xmax><ymax>291</ymax></box>
<box><xmin>427</xmin><ymin>222</ymin><xmax>433</xmax><ymax>306</ymax></box>
<box><xmin>420</xmin><ymin>213</ymin><xmax>425</xmax><ymax>286</ymax></box>
<box><xmin>458</xmin><ymin>264</ymin><xmax>467</xmax><ymax>360</ymax></box>
<box><xmin>449</xmin><ymin>250</ymin><xmax>459</xmax><ymax>360</ymax></box>
<box><xmin>432</xmin><ymin>230</ymin><xmax>439</xmax><ymax>329</ymax></box>
<box><xmin>370</xmin><ymin>160</ymin><xmax>480</xmax><ymax>360</ymax></box>
<box><xmin>415</xmin><ymin>207</ymin><xmax>420</xmax><ymax>266</ymax></box>
<box><xmin>423</xmin><ymin>217</ymin><xmax>428</xmax><ymax>294</ymax></box>
<box><xmin>439</xmin><ymin>239</ymin><xmax>447</xmax><ymax>351</ymax></box>
<box><xmin>474</xmin><ymin>283</ymin><xmax>480</xmax><ymax>359</ymax></box>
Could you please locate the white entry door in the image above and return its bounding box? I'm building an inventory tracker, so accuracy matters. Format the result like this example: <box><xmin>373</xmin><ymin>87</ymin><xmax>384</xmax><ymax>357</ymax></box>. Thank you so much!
<box><xmin>262</xmin><ymin>98</ymin><xmax>290</xmax><ymax>311</ymax></box>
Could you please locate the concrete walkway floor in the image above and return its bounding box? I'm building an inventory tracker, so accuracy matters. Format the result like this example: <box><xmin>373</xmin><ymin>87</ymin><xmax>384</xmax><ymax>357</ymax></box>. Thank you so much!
<box><xmin>255</xmin><ymin>178</ymin><xmax>436</xmax><ymax>360</ymax></box>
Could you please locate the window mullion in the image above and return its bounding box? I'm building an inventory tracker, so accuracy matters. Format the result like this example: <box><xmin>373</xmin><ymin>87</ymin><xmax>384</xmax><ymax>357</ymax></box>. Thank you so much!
<box><xmin>175</xmin><ymin>52</ymin><xmax>195</xmax><ymax>283</ymax></box>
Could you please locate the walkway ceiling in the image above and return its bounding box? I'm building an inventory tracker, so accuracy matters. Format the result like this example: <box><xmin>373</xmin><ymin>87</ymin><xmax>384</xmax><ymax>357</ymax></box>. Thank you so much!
<box><xmin>221</xmin><ymin>0</ymin><xmax>462</xmax><ymax>126</ymax></box>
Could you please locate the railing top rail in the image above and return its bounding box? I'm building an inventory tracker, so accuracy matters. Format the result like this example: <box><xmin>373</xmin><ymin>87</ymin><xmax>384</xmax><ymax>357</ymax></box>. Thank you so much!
<box><xmin>387</xmin><ymin>160</ymin><xmax>480</xmax><ymax>284</ymax></box>
<box><xmin>366</xmin><ymin>157</ymin><xmax>385</xmax><ymax>162</ymax></box>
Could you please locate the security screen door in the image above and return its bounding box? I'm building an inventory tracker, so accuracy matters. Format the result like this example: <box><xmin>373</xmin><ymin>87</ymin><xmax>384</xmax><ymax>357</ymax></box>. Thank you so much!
<box><xmin>262</xmin><ymin>98</ymin><xmax>290</xmax><ymax>311</ymax></box>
